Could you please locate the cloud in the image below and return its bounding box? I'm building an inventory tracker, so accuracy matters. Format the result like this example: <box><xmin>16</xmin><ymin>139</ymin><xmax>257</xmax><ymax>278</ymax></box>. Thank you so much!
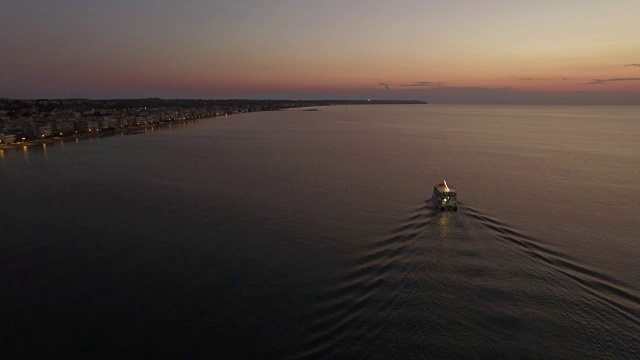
<box><xmin>399</xmin><ymin>81</ymin><xmax>444</xmax><ymax>87</ymax></box>
<box><xmin>378</xmin><ymin>82</ymin><xmax>391</xmax><ymax>90</ymax></box>
<box><xmin>623</xmin><ymin>64</ymin><xmax>640</xmax><ymax>67</ymax></box>
<box><xmin>369</xmin><ymin>86</ymin><xmax>640</xmax><ymax>105</ymax></box>
<box><xmin>516</xmin><ymin>77</ymin><xmax>569</xmax><ymax>81</ymax></box>
<box><xmin>584</xmin><ymin>77</ymin><xmax>640</xmax><ymax>85</ymax></box>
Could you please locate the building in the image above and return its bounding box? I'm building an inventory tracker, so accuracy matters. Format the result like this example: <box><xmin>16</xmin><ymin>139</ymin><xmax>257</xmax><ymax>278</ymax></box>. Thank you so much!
<box><xmin>0</xmin><ymin>133</ymin><xmax>16</xmax><ymax>145</ymax></box>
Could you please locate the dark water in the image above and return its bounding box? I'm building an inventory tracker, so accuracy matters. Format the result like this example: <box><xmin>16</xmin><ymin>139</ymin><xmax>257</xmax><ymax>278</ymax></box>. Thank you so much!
<box><xmin>2</xmin><ymin>105</ymin><xmax>639</xmax><ymax>358</ymax></box>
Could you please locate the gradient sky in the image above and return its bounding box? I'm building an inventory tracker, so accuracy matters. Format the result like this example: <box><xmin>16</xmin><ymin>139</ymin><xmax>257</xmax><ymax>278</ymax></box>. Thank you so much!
<box><xmin>2</xmin><ymin>0</ymin><xmax>640</xmax><ymax>103</ymax></box>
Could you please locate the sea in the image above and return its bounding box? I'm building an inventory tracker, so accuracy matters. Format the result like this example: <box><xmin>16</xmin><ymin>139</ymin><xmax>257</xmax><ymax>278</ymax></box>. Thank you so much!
<box><xmin>1</xmin><ymin>104</ymin><xmax>639</xmax><ymax>359</ymax></box>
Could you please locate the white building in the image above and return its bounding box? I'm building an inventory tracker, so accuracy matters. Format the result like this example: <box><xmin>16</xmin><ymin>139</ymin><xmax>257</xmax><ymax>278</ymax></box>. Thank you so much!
<box><xmin>0</xmin><ymin>133</ymin><xmax>16</xmax><ymax>145</ymax></box>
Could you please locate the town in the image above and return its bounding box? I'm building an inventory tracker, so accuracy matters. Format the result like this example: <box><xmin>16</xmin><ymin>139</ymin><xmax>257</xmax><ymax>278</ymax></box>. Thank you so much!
<box><xmin>0</xmin><ymin>98</ymin><xmax>425</xmax><ymax>148</ymax></box>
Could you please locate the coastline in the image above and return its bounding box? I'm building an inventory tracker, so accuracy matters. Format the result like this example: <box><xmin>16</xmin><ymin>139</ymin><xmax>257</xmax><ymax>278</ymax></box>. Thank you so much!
<box><xmin>0</xmin><ymin>117</ymin><xmax>207</xmax><ymax>152</ymax></box>
<box><xmin>1</xmin><ymin>100</ymin><xmax>428</xmax><ymax>153</ymax></box>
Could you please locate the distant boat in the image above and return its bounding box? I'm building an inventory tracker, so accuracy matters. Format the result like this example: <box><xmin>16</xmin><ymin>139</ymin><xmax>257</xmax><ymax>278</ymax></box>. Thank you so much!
<box><xmin>432</xmin><ymin>180</ymin><xmax>458</xmax><ymax>211</ymax></box>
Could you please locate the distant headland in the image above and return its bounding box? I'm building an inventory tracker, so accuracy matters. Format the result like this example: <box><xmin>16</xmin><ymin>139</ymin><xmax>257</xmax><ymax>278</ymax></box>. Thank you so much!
<box><xmin>0</xmin><ymin>98</ymin><xmax>426</xmax><ymax>149</ymax></box>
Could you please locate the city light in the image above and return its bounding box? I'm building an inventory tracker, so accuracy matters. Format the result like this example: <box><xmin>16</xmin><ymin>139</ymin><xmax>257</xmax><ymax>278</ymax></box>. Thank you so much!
<box><xmin>0</xmin><ymin>100</ymin><xmax>349</xmax><ymax>151</ymax></box>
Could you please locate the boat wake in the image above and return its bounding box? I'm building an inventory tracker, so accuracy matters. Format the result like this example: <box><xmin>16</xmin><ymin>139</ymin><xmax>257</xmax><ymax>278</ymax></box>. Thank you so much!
<box><xmin>293</xmin><ymin>200</ymin><xmax>640</xmax><ymax>359</ymax></box>
<box><xmin>297</xmin><ymin>202</ymin><xmax>438</xmax><ymax>358</ymax></box>
<box><xmin>461</xmin><ymin>203</ymin><xmax>640</xmax><ymax>329</ymax></box>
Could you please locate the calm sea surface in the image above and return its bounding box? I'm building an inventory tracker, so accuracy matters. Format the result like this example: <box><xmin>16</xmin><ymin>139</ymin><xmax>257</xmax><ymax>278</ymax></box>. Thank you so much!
<box><xmin>2</xmin><ymin>104</ymin><xmax>639</xmax><ymax>358</ymax></box>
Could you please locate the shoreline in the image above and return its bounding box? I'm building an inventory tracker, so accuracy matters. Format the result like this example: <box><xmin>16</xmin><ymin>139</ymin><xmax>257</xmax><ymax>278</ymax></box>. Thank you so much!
<box><xmin>1</xmin><ymin>102</ymin><xmax>429</xmax><ymax>152</ymax></box>
<box><xmin>0</xmin><ymin>117</ymin><xmax>209</xmax><ymax>152</ymax></box>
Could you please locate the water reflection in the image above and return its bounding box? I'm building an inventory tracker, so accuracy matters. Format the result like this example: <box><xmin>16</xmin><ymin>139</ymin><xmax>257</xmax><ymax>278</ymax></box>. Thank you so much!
<box><xmin>22</xmin><ymin>146</ymin><xmax>29</xmax><ymax>163</ymax></box>
<box><xmin>435</xmin><ymin>211</ymin><xmax>453</xmax><ymax>237</ymax></box>
<box><xmin>42</xmin><ymin>143</ymin><xmax>48</xmax><ymax>160</ymax></box>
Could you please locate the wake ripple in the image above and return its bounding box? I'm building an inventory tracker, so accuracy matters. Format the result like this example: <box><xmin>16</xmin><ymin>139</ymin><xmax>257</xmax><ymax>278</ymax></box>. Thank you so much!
<box><xmin>460</xmin><ymin>204</ymin><xmax>640</xmax><ymax>327</ymax></box>
<box><xmin>299</xmin><ymin>201</ymin><xmax>437</xmax><ymax>358</ymax></box>
<box><xmin>293</xmin><ymin>200</ymin><xmax>640</xmax><ymax>359</ymax></box>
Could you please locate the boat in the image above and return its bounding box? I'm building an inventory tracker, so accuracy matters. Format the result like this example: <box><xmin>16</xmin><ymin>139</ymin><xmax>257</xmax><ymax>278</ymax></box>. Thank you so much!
<box><xmin>432</xmin><ymin>180</ymin><xmax>457</xmax><ymax>211</ymax></box>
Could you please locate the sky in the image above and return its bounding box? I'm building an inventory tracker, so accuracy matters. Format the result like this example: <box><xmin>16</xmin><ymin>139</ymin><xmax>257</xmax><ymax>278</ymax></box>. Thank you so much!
<box><xmin>1</xmin><ymin>0</ymin><xmax>640</xmax><ymax>103</ymax></box>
